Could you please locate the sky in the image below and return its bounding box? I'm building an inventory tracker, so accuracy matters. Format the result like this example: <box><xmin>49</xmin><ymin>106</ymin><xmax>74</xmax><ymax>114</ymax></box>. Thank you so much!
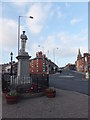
<box><xmin>0</xmin><ymin>1</ymin><xmax>89</xmax><ymax>67</ymax></box>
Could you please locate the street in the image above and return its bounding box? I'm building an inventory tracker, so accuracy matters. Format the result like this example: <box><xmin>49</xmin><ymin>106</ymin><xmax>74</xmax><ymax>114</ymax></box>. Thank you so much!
<box><xmin>49</xmin><ymin>70</ymin><xmax>88</xmax><ymax>95</ymax></box>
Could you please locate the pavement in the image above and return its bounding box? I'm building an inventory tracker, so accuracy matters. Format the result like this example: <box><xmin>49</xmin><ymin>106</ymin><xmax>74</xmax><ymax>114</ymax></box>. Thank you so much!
<box><xmin>2</xmin><ymin>88</ymin><xmax>88</xmax><ymax>118</ymax></box>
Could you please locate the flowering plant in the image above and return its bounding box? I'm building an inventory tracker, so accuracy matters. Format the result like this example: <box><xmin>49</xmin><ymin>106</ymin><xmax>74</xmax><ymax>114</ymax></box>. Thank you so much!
<box><xmin>7</xmin><ymin>91</ymin><xmax>18</xmax><ymax>96</ymax></box>
<box><xmin>46</xmin><ymin>87</ymin><xmax>56</xmax><ymax>92</ymax></box>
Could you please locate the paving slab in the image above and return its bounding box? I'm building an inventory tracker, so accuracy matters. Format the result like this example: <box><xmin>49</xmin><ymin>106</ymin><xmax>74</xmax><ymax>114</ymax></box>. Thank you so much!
<box><xmin>2</xmin><ymin>89</ymin><xmax>88</xmax><ymax>118</ymax></box>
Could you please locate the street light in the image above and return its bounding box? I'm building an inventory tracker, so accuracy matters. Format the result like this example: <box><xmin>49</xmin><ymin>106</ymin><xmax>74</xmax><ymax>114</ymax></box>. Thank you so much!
<box><xmin>10</xmin><ymin>52</ymin><xmax>13</xmax><ymax>76</ymax></box>
<box><xmin>53</xmin><ymin>47</ymin><xmax>59</xmax><ymax>63</ymax></box>
<box><xmin>47</xmin><ymin>50</ymin><xmax>49</xmax><ymax>58</ymax></box>
<box><xmin>18</xmin><ymin>16</ymin><xmax>33</xmax><ymax>55</ymax></box>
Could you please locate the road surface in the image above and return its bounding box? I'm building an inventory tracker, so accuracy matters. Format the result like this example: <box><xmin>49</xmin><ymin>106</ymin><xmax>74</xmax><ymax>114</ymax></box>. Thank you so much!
<box><xmin>49</xmin><ymin>70</ymin><xmax>88</xmax><ymax>95</ymax></box>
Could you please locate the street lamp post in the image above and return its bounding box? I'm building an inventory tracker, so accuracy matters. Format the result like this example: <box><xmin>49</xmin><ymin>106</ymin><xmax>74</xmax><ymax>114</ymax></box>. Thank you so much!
<box><xmin>10</xmin><ymin>52</ymin><xmax>13</xmax><ymax>85</ymax></box>
<box><xmin>18</xmin><ymin>16</ymin><xmax>33</xmax><ymax>55</ymax></box>
<box><xmin>53</xmin><ymin>47</ymin><xmax>59</xmax><ymax>63</ymax></box>
<box><xmin>47</xmin><ymin>50</ymin><xmax>49</xmax><ymax>58</ymax></box>
<box><xmin>10</xmin><ymin>52</ymin><xmax>13</xmax><ymax>76</ymax></box>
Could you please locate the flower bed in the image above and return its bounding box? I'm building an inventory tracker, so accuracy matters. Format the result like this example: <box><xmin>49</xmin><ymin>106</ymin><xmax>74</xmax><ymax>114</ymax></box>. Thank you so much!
<box><xmin>6</xmin><ymin>91</ymin><xmax>18</xmax><ymax>104</ymax></box>
<box><xmin>45</xmin><ymin>87</ymin><xmax>56</xmax><ymax>98</ymax></box>
<box><xmin>17</xmin><ymin>83</ymin><xmax>46</xmax><ymax>99</ymax></box>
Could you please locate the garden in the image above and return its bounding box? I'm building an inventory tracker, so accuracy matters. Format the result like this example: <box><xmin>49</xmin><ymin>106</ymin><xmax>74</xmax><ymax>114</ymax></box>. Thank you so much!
<box><xmin>2</xmin><ymin>74</ymin><xmax>56</xmax><ymax>105</ymax></box>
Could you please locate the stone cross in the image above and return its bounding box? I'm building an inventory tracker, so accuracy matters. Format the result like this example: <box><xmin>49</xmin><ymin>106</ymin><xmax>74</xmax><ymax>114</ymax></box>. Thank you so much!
<box><xmin>20</xmin><ymin>31</ymin><xmax>28</xmax><ymax>52</ymax></box>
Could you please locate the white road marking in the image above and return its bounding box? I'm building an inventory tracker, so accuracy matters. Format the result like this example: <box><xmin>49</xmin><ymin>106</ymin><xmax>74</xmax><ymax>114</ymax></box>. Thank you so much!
<box><xmin>59</xmin><ymin>75</ymin><xmax>74</xmax><ymax>78</ymax></box>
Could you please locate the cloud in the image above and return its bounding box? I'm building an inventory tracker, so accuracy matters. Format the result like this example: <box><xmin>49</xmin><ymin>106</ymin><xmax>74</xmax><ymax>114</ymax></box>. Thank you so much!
<box><xmin>73</xmin><ymin>29</ymin><xmax>88</xmax><ymax>44</ymax></box>
<box><xmin>57</xmin><ymin>11</ymin><xmax>62</xmax><ymax>18</ymax></box>
<box><xmin>70</xmin><ymin>18</ymin><xmax>82</xmax><ymax>25</ymax></box>
<box><xmin>0</xmin><ymin>18</ymin><xmax>18</xmax><ymax>63</ymax></box>
<box><xmin>56</xmin><ymin>6</ymin><xmax>62</xmax><ymax>18</ymax></box>
<box><xmin>60</xmin><ymin>47</ymin><xmax>77</xmax><ymax>57</ymax></box>
<box><xmin>6</xmin><ymin>0</ymin><xmax>30</xmax><ymax>5</ymax></box>
<box><xmin>58</xmin><ymin>29</ymin><xmax>87</xmax><ymax>45</ymax></box>
<box><xmin>26</xmin><ymin>27</ymin><xmax>87</xmax><ymax>63</ymax></box>
<box><xmin>27</xmin><ymin>34</ymin><xmax>56</xmax><ymax>60</ymax></box>
<box><xmin>73</xmin><ymin>34</ymin><xmax>86</xmax><ymax>42</ymax></box>
<box><xmin>58</xmin><ymin>32</ymin><xmax>70</xmax><ymax>43</ymax></box>
<box><xmin>0</xmin><ymin>18</ymin><xmax>17</xmax><ymax>51</ymax></box>
<box><xmin>45</xmin><ymin>35</ymin><xmax>55</xmax><ymax>49</ymax></box>
<box><xmin>0</xmin><ymin>18</ymin><xmax>26</xmax><ymax>63</ymax></box>
<box><xmin>13</xmin><ymin>0</ymin><xmax>29</xmax><ymax>6</ymax></box>
<box><xmin>0</xmin><ymin>17</ymin><xmax>26</xmax><ymax>53</ymax></box>
<box><xmin>41</xmin><ymin>30</ymin><xmax>87</xmax><ymax>58</ymax></box>
<box><xmin>26</xmin><ymin>3</ymin><xmax>52</xmax><ymax>34</ymax></box>
<box><xmin>65</xmin><ymin>2</ymin><xmax>70</xmax><ymax>8</ymax></box>
<box><xmin>54</xmin><ymin>30</ymin><xmax>88</xmax><ymax>63</ymax></box>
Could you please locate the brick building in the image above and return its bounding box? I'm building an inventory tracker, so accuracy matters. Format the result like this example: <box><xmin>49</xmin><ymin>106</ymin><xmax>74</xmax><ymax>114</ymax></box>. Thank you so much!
<box><xmin>75</xmin><ymin>49</ymin><xmax>90</xmax><ymax>74</ymax></box>
<box><xmin>30</xmin><ymin>51</ymin><xmax>58</xmax><ymax>75</ymax></box>
<box><xmin>30</xmin><ymin>51</ymin><xmax>58</xmax><ymax>86</ymax></box>
<box><xmin>65</xmin><ymin>63</ymin><xmax>76</xmax><ymax>70</ymax></box>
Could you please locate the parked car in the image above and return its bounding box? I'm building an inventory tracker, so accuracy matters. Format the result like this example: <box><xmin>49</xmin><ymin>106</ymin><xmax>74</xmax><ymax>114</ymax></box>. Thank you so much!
<box><xmin>58</xmin><ymin>68</ymin><xmax>62</xmax><ymax>73</ymax></box>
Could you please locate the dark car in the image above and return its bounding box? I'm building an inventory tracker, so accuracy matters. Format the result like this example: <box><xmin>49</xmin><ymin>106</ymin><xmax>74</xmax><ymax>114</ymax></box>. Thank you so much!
<box><xmin>58</xmin><ymin>68</ymin><xmax>62</xmax><ymax>73</ymax></box>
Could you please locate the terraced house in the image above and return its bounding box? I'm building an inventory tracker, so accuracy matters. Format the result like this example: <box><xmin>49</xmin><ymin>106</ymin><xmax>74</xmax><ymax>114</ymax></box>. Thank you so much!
<box><xmin>30</xmin><ymin>51</ymin><xmax>58</xmax><ymax>75</ymax></box>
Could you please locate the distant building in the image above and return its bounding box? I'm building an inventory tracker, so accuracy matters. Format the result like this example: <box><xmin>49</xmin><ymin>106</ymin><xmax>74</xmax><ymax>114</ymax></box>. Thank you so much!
<box><xmin>30</xmin><ymin>51</ymin><xmax>58</xmax><ymax>75</ymax></box>
<box><xmin>75</xmin><ymin>49</ymin><xmax>90</xmax><ymax>74</ymax></box>
<box><xmin>65</xmin><ymin>63</ymin><xmax>76</xmax><ymax>70</ymax></box>
<box><xmin>2</xmin><ymin>62</ymin><xmax>18</xmax><ymax>75</ymax></box>
<box><xmin>48</xmin><ymin>59</ymin><xmax>58</xmax><ymax>74</ymax></box>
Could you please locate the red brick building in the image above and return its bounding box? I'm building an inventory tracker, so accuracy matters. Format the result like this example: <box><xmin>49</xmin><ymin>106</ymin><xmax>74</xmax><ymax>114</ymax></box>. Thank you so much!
<box><xmin>75</xmin><ymin>49</ymin><xmax>90</xmax><ymax>74</ymax></box>
<box><xmin>30</xmin><ymin>51</ymin><xmax>48</xmax><ymax>75</ymax></box>
<box><xmin>30</xmin><ymin>51</ymin><xmax>58</xmax><ymax>75</ymax></box>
